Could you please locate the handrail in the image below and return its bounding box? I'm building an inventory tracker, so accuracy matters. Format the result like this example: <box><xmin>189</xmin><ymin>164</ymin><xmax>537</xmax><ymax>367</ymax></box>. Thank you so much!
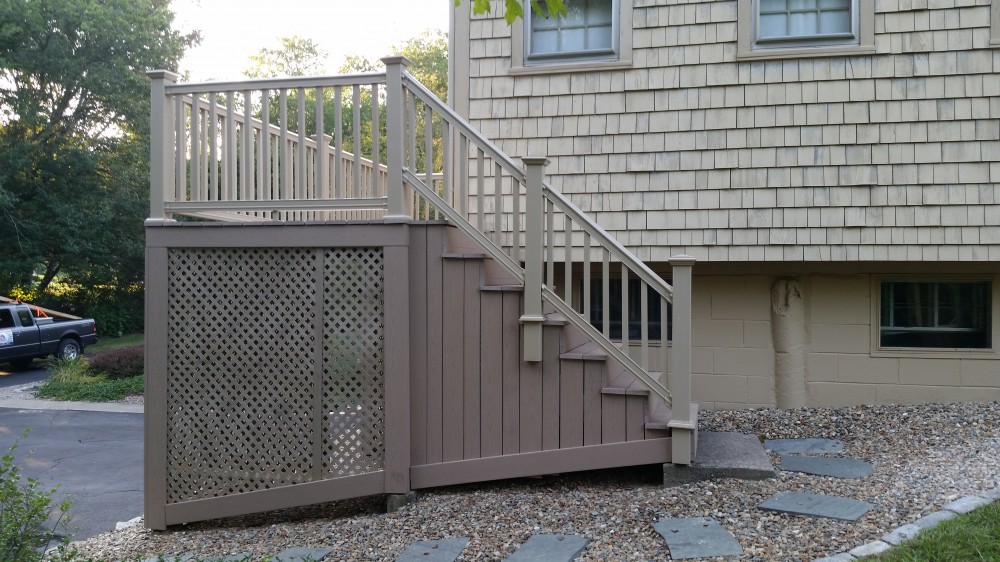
<box><xmin>166</xmin><ymin>73</ymin><xmax>388</xmax><ymax>95</ymax></box>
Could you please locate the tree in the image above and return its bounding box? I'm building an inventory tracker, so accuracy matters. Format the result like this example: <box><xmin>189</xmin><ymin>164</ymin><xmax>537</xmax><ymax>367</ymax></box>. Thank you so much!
<box><xmin>0</xmin><ymin>0</ymin><xmax>192</xmax><ymax>319</ymax></box>
<box><xmin>243</xmin><ymin>36</ymin><xmax>328</xmax><ymax>78</ymax></box>
<box><xmin>457</xmin><ymin>0</ymin><xmax>567</xmax><ymax>24</ymax></box>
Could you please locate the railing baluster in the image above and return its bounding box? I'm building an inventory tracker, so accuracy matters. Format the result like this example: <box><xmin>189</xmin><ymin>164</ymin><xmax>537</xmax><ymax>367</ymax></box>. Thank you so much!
<box><xmin>621</xmin><ymin>265</ymin><xmax>629</xmax><ymax>352</ymax></box>
<box><xmin>209</xmin><ymin>96</ymin><xmax>218</xmax><ymax>200</ymax></box>
<box><xmin>459</xmin><ymin>134</ymin><xmax>469</xmax><ymax>219</ymax></box>
<box><xmin>641</xmin><ymin>280</ymin><xmax>649</xmax><ymax>371</ymax></box>
<box><xmin>174</xmin><ymin>96</ymin><xmax>184</xmax><ymax>203</ymax></box>
<box><xmin>602</xmin><ymin>249</ymin><xmax>610</xmax><ymax>339</ymax></box>
<box><xmin>660</xmin><ymin>295</ymin><xmax>669</xmax><ymax>383</ymax></box>
<box><xmin>200</xmin><ymin>104</ymin><xmax>209</xmax><ymax>202</ymax></box>
<box><xmin>371</xmin><ymin>83</ymin><xmax>380</xmax><ymax>197</ymax></box>
<box><xmin>297</xmin><ymin>88</ymin><xmax>306</xmax><ymax>204</ymax></box>
<box><xmin>476</xmin><ymin>148</ymin><xmax>485</xmax><ymax>232</ymax></box>
<box><xmin>242</xmin><ymin>90</ymin><xmax>252</xmax><ymax>203</ymax></box>
<box><xmin>583</xmin><ymin>232</ymin><xmax>591</xmax><ymax>321</ymax></box>
<box><xmin>261</xmin><ymin>92</ymin><xmax>271</xmax><ymax>203</ymax></box>
<box><xmin>563</xmin><ymin>218</ymin><xmax>571</xmax><ymax>309</ymax></box>
<box><xmin>493</xmin><ymin>163</ymin><xmax>502</xmax><ymax>245</ymax></box>
<box><xmin>188</xmin><ymin>97</ymin><xmax>199</xmax><ymax>202</ymax></box>
<box><xmin>279</xmin><ymin>89</ymin><xmax>288</xmax><ymax>203</ymax></box>
<box><xmin>334</xmin><ymin>85</ymin><xmax>343</xmax><ymax>199</ymax></box>
<box><xmin>511</xmin><ymin>174</ymin><xmax>520</xmax><ymax>262</ymax></box>
<box><xmin>225</xmin><ymin>92</ymin><xmax>236</xmax><ymax>202</ymax></box>
<box><xmin>352</xmin><ymin>84</ymin><xmax>361</xmax><ymax>199</ymax></box>
<box><xmin>315</xmin><ymin>88</ymin><xmax>327</xmax><ymax>201</ymax></box>
<box><xmin>421</xmin><ymin>102</ymin><xmax>431</xmax><ymax>217</ymax></box>
<box><xmin>546</xmin><ymin>198</ymin><xmax>554</xmax><ymax>288</ymax></box>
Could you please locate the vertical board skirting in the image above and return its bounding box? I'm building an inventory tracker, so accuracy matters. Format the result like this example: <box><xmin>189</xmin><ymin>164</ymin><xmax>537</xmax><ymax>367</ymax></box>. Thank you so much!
<box><xmin>480</xmin><ymin>291</ymin><xmax>504</xmax><ymax>458</ymax></box>
<box><xmin>144</xmin><ymin>244</ymin><xmax>169</xmax><ymax>530</ymax></box>
<box><xmin>502</xmin><ymin>292</ymin><xmax>521</xmax><ymax>455</ymax></box>
<box><xmin>441</xmin><ymin>259</ymin><xmax>466</xmax><ymax>462</ymax></box>
<box><xmin>425</xmin><ymin>226</ymin><xmax>444</xmax><ymax>464</ymax></box>
<box><xmin>463</xmin><ymin>260</ymin><xmax>482</xmax><ymax>460</ymax></box>
<box><xmin>384</xmin><ymin>242</ymin><xmax>411</xmax><ymax>493</ymax></box>
<box><xmin>583</xmin><ymin>362</ymin><xmax>603</xmax><ymax>446</ymax></box>
<box><xmin>626</xmin><ymin>395</ymin><xmax>646</xmax><ymax>442</ymax></box>
<box><xmin>541</xmin><ymin>325</ymin><xmax>561</xmax><ymax>451</ymax></box>
<box><xmin>559</xmin><ymin>359</ymin><xmax>584</xmax><ymax>448</ymax></box>
<box><xmin>519</xmin><ymin>340</ymin><xmax>543</xmax><ymax>454</ymax></box>
<box><xmin>409</xmin><ymin>226</ymin><xmax>428</xmax><ymax>467</ymax></box>
<box><xmin>601</xmin><ymin>394</ymin><xmax>627</xmax><ymax>444</ymax></box>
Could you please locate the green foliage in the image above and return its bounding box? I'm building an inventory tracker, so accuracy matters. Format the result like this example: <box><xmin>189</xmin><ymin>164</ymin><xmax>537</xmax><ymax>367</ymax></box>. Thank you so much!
<box><xmin>0</xmin><ymin>0</ymin><xmax>193</xmax><ymax>311</ymax></box>
<box><xmin>243</xmin><ymin>36</ymin><xmax>328</xmax><ymax>78</ymax></box>
<box><xmin>863</xmin><ymin>503</ymin><xmax>1000</xmax><ymax>561</ymax></box>
<box><xmin>457</xmin><ymin>0</ymin><xmax>567</xmax><ymax>24</ymax></box>
<box><xmin>0</xmin><ymin>431</ymin><xmax>71</xmax><ymax>562</ymax></box>
<box><xmin>87</xmin><ymin>345</ymin><xmax>143</xmax><ymax>380</ymax></box>
<box><xmin>35</xmin><ymin>359</ymin><xmax>143</xmax><ymax>402</ymax></box>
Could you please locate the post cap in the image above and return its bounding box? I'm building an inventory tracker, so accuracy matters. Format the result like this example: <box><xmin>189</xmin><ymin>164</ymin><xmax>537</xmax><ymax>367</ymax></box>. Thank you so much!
<box><xmin>669</xmin><ymin>254</ymin><xmax>697</xmax><ymax>266</ymax></box>
<box><xmin>380</xmin><ymin>55</ymin><xmax>412</xmax><ymax>67</ymax></box>
<box><xmin>146</xmin><ymin>69</ymin><xmax>181</xmax><ymax>82</ymax></box>
<box><xmin>521</xmin><ymin>156</ymin><xmax>550</xmax><ymax>166</ymax></box>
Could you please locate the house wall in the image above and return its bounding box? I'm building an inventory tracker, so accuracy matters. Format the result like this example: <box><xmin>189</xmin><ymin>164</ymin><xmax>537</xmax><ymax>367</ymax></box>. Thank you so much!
<box><xmin>452</xmin><ymin>0</ymin><xmax>1000</xmax><ymax>263</ymax></box>
<box><xmin>688</xmin><ymin>265</ymin><xmax>1000</xmax><ymax>409</ymax></box>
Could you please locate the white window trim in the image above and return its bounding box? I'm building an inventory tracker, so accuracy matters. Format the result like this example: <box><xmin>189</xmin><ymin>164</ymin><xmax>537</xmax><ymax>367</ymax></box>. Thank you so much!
<box><xmin>737</xmin><ymin>0</ymin><xmax>875</xmax><ymax>60</ymax></box>
<box><xmin>510</xmin><ymin>0</ymin><xmax>632</xmax><ymax>75</ymax></box>
<box><xmin>870</xmin><ymin>276</ymin><xmax>1000</xmax><ymax>360</ymax></box>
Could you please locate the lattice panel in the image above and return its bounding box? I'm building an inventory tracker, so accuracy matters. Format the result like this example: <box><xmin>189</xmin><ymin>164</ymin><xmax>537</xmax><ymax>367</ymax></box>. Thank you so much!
<box><xmin>322</xmin><ymin>249</ymin><xmax>386</xmax><ymax>477</ymax></box>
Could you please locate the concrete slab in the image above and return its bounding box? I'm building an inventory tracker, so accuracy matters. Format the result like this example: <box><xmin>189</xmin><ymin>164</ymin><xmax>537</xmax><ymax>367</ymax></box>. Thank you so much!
<box><xmin>504</xmin><ymin>534</ymin><xmax>589</xmax><ymax>561</ymax></box>
<box><xmin>397</xmin><ymin>538</ymin><xmax>470</xmax><ymax>562</ymax></box>
<box><xmin>663</xmin><ymin>432</ymin><xmax>775</xmax><ymax>486</ymax></box>
<box><xmin>764</xmin><ymin>438</ymin><xmax>844</xmax><ymax>454</ymax></box>
<box><xmin>273</xmin><ymin>547</ymin><xmax>333</xmax><ymax>562</ymax></box>
<box><xmin>779</xmin><ymin>455</ymin><xmax>873</xmax><ymax>478</ymax></box>
<box><xmin>653</xmin><ymin>517</ymin><xmax>742</xmax><ymax>560</ymax></box>
<box><xmin>758</xmin><ymin>492</ymin><xmax>873</xmax><ymax>521</ymax></box>
<box><xmin>942</xmin><ymin>495</ymin><xmax>990</xmax><ymax>514</ymax></box>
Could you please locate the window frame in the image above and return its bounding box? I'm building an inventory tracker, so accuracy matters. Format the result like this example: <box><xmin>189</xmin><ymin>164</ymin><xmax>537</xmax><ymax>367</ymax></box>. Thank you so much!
<box><xmin>871</xmin><ymin>276</ymin><xmax>1000</xmax><ymax>358</ymax></box>
<box><xmin>737</xmin><ymin>0</ymin><xmax>875</xmax><ymax>60</ymax></box>
<box><xmin>510</xmin><ymin>0</ymin><xmax>632</xmax><ymax>75</ymax></box>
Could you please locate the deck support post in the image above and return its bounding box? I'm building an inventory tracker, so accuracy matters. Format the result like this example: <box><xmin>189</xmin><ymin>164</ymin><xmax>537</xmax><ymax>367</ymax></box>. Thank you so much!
<box><xmin>667</xmin><ymin>255</ymin><xmax>696</xmax><ymax>465</ymax></box>
<box><xmin>520</xmin><ymin>156</ymin><xmax>549</xmax><ymax>362</ymax></box>
<box><xmin>147</xmin><ymin>70</ymin><xmax>179</xmax><ymax>221</ymax></box>
<box><xmin>382</xmin><ymin>56</ymin><xmax>412</xmax><ymax>220</ymax></box>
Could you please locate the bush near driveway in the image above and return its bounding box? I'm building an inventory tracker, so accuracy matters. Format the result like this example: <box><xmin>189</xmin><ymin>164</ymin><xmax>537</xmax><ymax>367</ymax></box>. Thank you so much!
<box><xmin>34</xmin><ymin>345</ymin><xmax>144</xmax><ymax>402</ymax></box>
<box><xmin>87</xmin><ymin>346</ymin><xmax>143</xmax><ymax>380</ymax></box>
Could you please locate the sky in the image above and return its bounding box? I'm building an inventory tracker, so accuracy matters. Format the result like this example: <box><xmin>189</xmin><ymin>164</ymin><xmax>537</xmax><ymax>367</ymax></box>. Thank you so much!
<box><xmin>171</xmin><ymin>0</ymin><xmax>449</xmax><ymax>81</ymax></box>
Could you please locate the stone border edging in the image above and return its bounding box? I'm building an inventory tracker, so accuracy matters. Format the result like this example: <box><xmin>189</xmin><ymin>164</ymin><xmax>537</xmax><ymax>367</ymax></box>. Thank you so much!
<box><xmin>0</xmin><ymin>397</ymin><xmax>143</xmax><ymax>414</ymax></box>
<box><xmin>813</xmin><ymin>488</ymin><xmax>1000</xmax><ymax>561</ymax></box>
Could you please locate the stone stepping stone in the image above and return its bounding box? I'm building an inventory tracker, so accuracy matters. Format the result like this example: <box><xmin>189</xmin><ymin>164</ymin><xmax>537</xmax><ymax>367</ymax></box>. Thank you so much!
<box><xmin>780</xmin><ymin>454</ymin><xmax>873</xmax><ymax>478</ymax></box>
<box><xmin>201</xmin><ymin>553</ymin><xmax>253</xmax><ymax>562</ymax></box>
<box><xmin>504</xmin><ymin>533</ymin><xmax>589</xmax><ymax>561</ymax></box>
<box><xmin>397</xmin><ymin>538</ymin><xmax>470</xmax><ymax>562</ymax></box>
<box><xmin>653</xmin><ymin>517</ymin><xmax>742</xmax><ymax>560</ymax></box>
<box><xmin>764</xmin><ymin>438</ymin><xmax>843</xmax><ymax>454</ymax></box>
<box><xmin>759</xmin><ymin>491</ymin><xmax>873</xmax><ymax>521</ymax></box>
<box><xmin>274</xmin><ymin>547</ymin><xmax>334</xmax><ymax>562</ymax></box>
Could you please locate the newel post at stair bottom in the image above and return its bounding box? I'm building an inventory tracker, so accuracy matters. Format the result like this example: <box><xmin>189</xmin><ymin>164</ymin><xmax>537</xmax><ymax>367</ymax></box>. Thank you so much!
<box><xmin>520</xmin><ymin>156</ymin><xmax>549</xmax><ymax>362</ymax></box>
<box><xmin>147</xmin><ymin>70</ymin><xmax>179</xmax><ymax>222</ymax></box>
<box><xmin>667</xmin><ymin>255</ymin><xmax>697</xmax><ymax>465</ymax></box>
<box><xmin>382</xmin><ymin>56</ymin><xmax>413</xmax><ymax>220</ymax></box>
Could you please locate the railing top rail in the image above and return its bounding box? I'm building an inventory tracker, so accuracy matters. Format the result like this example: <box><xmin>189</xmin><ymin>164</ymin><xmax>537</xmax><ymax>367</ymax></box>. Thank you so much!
<box><xmin>166</xmin><ymin>72</ymin><xmax>388</xmax><ymax>95</ymax></box>
<box><xmin>543</xmin><ymin>183</ymin><xmax>674</xmax><ymax>303</ymax></box>
<box><xmin>401</xmin><ymin>70</ymin><xmax>526</xmax><ymax>184</ymax></box>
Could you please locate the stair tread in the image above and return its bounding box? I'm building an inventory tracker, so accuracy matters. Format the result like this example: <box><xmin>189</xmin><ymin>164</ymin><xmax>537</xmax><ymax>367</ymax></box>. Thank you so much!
<box><xmin>442</xmin><ymin>252</ymin><xmax>488</xmax><ymax>259</ymax></box>
<box><xmin>543</xmin><ymin>312</ymin><xmax>569</xmax><ymax>326</ymax></box>
<box><xmin>560</xmin><ymin>341</ymin><xmax>608</xmax><ymax>361</ymax></box>
<box><xmin>480</xmin><ymin>284</ymin><xmax>524</xmax><ymax>292</ymax></box>
<box><xmin>601</xmin><ymin>371</ymin><xmax>650</xmax><ymax>395</ymax></box>
<box><xmin>645</xmin><ymin>400</ymin><xmax>673</xmax><ymax>430</ymax></box>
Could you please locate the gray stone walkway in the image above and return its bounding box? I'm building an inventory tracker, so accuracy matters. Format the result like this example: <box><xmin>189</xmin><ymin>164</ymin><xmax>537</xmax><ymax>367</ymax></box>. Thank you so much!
<box><xmin>397</xmin><ymin>538</ymin><xmax>469</xmax><ymax>562</ymax></box>
<box><xmin>653</xmin><ymin>517</ymin><xmax>743</xmax><ymax>560</ymax></box>
<box><xmin>760</xmin><ymin>491</ymin><xmax>874</xmax><ymax>521</ymax></box>
<box><xmin>780</xmin><ymin>454</ymin><xmax>873</xmax><ymax>478</ymax></box>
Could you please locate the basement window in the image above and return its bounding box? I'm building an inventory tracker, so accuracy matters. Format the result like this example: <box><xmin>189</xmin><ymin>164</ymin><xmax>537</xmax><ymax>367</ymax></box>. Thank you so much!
<box><xmin>879</xmin><ymin>281</ymin><xmax>992</xmax><ymax>349</ymax></box>
<box><xmin>588</xmin><ymin>278</ymin><xmax>670</xmax><ymax>341</ymax></box>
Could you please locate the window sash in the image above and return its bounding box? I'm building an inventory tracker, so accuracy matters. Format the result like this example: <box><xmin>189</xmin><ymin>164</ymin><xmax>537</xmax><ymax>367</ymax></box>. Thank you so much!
<box><xmin>755</xmin><ymin>0</ymin><xmax>858</xmax><ymax>44</ymax></box>
<box><xmin>527</xmin><ymin>0</ymin><xmax>618</xmax><ymax>61</ymax></box>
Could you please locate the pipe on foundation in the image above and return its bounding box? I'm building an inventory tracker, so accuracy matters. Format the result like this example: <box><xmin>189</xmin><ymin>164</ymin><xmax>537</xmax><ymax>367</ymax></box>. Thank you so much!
<box><xmin>771</xmin><ymin>278</ymin><xmax>808</xmax><ymax>409</ymax></box>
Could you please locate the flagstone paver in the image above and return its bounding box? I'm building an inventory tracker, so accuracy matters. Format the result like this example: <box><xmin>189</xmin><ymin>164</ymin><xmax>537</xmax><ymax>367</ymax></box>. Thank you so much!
<box><xmin>759</xmin><ymin>491</ymin><xmax>873</xmax><ymax>521</ymax></box>
<box><xmin>653</xmin><ymin>517</ymin><xmax>742</xmax><ymax>560</ymax></box>
<box><xmin>764</xmin><ymin>438</ymin><xmax>844</xmax><ymax>455</ymax></box>
<box><xmin>780</xmin><ymin>455</ymin><xmax>873</xmax><ymax>478</ymax></box>
<box><xmin>396</xmin><ymin>538</ymin><xmax>470</xmax><ymax>562</ymax></box>
<box><xmin>273</xmin><ymin>547</ymin><xmax>333</xmax><ymax>562</ymax></box>
<box><xmin>504</xmin><ymin>534</ymin><xmax>589</xmax><ymax>561</ymax></box>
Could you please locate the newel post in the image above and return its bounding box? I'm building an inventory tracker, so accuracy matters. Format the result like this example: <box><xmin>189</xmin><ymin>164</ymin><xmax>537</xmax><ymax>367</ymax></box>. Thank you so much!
<box><xmin>520</xmin><ymin>157</ymin><xmax>549</xmax><ymax>362</ymax></box>
<box><xmin>667</xmin><ymin>254</ymin><xmax>696</xmax><ymax>464</ymax></box>
<box><xmin>382</xmin><ymin>56</ymin><xmax>413</xmax><ymax>220</ymax></box>
<box><xmin>147</xmin><ymin>70</ymin><xmax>179</xmax><ymax>222</ymax></box>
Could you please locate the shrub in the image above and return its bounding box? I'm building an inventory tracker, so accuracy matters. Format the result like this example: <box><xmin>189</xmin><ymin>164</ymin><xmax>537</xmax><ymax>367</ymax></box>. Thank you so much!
<box><xmin>0</xmin><ymin>431</ymin><xmax>71</xmax><ymax>562</ymax></box>
<box><xmin>87</xmin><ymin>346</ymin><xmax>143</xmax><ymax>380</ymax></box>
<box><xmin>35</xmin><ymin>359</ymin><xmax>143</xmax><ymax>402</ymax></box>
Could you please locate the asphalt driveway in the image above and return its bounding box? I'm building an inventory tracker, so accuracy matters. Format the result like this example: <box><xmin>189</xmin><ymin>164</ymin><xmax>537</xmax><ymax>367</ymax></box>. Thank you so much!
<box><xmin>0</xmin><ymin>407</ymin><xmax>143</xmax><ymax>542</ymax></box>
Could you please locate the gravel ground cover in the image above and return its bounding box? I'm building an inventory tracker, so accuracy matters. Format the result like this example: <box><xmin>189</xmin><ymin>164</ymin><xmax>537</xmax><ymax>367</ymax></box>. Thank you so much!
<box><xmin>68</xmin><ymin>402</ymin><xmax>1000</xmax><ymax>561</ymax></box>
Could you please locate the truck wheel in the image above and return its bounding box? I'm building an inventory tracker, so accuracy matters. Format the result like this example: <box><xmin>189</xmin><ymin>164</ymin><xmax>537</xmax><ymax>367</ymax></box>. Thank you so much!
<box><xmin>8</xmin><ymin>357</ymin><xmax>33</xmax><ymax>370</ymax></box>
<box><xmin>57</xmin><ymin>338</ymin><xmax>82</xmax><ymax>361</ymax></box>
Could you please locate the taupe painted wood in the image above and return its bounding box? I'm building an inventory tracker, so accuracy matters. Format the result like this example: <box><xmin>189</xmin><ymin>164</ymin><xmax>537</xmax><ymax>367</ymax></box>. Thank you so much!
<box><xmin>145</xmin><ymin>223</ymin><xmax>409</xmax><ymax>249</ymax></box>
<box><xmin>583</xmin><ymin>362</ymin><xmax>603</xmax><ymax>446</ymax></box>
<box><xmin>409</xmin><ymin>226</ymin><xmax>428</xmax><ymax>466</ymax></box>
<box><xmin>384</xmin><ymin>242</ymin><xmax>411</xmax><ymax>493</ymax></box>
<box><xmin>425</xmin><ymin>226</ymin><xmax>444</xmax><ymax>464</ymax></box>
<box><xmin>441</xmin><ymin>258</ymin><xmax>465</xmax><ymax>462</ymax></box>
<box><xmin>559</xmin><ymin>359</ymin><xmax>584</xmax><ymax>449</ymax></box>
<box><xmin>165</xmin><ymin>472</ymin><xmax>384</xmax><ymax>525</ymax></box>
<box><xmin>502</xmin><ymin>291</ymin><xmax>521</xmax><ymax>454</ymax></box>
<box><xmin>626</xmin><ymin>395</ymin><xmax>646</xmax><ymax>442</ymax></box>
<box><xmin>600</xmin><ymin>394</ymin><xmax>627</xmax><ymax>444</ymax></box>
<box><xmin>541</xmin><ymin>325</ymin><xmax>561</xmax><ymax>451</ymax></box>
<box><xmin>519</xmin><ymin>338</ymin><xmax>543</xmax><ymax>454</ymax></box>
<box><xmin>410</xmin><ymin>439</ymin><xmax>671</xmax><ymax>489</ymax></box>
<box><xmin>144</xmin><ymin>244</ymin><xmax>169</xmax><ymax>530</ymax></box>
<box><xmin>479</xmin><ymin>291</ymin><xmax>503</xmax><ymax>458</ymax></box>
<box><xmin>463</xmin><ymin>259</ymin><xmax>482</xmax><ymax>460</ymax></box>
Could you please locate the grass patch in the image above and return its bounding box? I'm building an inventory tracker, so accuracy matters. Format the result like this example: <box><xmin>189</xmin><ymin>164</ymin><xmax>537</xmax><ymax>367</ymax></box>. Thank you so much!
<box><xmin>864</xmin><ymin>503</ymin><xmax>1000</xmax><ymax>561</ymax></box>
<box><xmin>86</xmin><ymin>333</ymin><xmax>143</xmax><ymax>354</ymax></box>
<box><xmin>34</xmin><ymin>358</ymin><xmax>143</xmax><ymax>402</ymax></box>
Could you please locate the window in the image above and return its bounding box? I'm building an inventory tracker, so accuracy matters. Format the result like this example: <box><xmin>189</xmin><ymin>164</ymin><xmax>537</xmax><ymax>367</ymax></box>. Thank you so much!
<box><xmin>737</xmin><ymin>0</ymin><xmax>874</xmax><ymax>59</ymax></box>
<box><xmin>16</xmin><ymin>309</ymin><xmax>33</xmax><ymax>327</ymax></box>
<box><xmin>510</xmin><ymin>0</ymin><xmax>632</xmax><ymax>73</ymax></box>
<box><xmin>879</xmin><ymin>281</ymin><xmax>992</xmax><ymax>349</ymax></box>
<box><xmin>589</xmin><ymin>278</ymin><xmax>670</xmax><ymax>341</ymax></box>
<box><xmin>527</xmin><ymin>0</ymin><xmax>616</xmax><ymax>62</ymax></box>
<box><xmin>0</xmin><ymin>310</ymin><xmax>14</xmax><ymax>329</ymax></box>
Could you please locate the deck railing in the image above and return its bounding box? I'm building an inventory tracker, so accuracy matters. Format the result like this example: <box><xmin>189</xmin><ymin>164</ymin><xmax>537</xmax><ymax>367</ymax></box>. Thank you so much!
<box><xmin>149</xmin><ymin>57</ymin><xmax>695</xmax><ymax>463</ymax></box>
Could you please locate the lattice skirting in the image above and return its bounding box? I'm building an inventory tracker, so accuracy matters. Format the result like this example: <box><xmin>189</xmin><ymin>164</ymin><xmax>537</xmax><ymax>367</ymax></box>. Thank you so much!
<box><xmin>164</xmin><ymin>247</ymin><xmax>385</xmax><ymax>504</ymax></box>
